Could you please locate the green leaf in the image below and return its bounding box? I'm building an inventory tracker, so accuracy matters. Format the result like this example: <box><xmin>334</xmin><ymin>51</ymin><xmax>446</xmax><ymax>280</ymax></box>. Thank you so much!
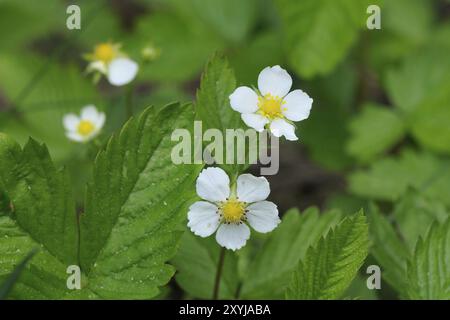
<box><xmin>285</xmin><ymin>211</ymin><xmax>369</xmax><ymax>300</ymax></box>
<box><xmin>195</xmin><ymin>55</ymin><xmax>251</xmax><ymax>175</ymax></box>
<box><xmin>172</xmin><ymin>232</ymin><xmax>239</xmax><ymax>299</ymax></box>
<box><xmin>349</xmin><ymin>149</ymin><xmax>450</xmax><ymax>206</ymax></box>
<box><xmin>240</xmin><ymin>207</ymin><xmax>342</xmax><ymax>299</ymax></box>
<box><xmin>169</xmin><ymin>0</ymin><xmax>258</xmax><ymax>44</ymax></box>
<box><xmin>385</xmin><ymin>48</ymin><xmax>450</xmax><ymax>153</ymax></box>
<box><xmin>347</xmin><ymin>104</ymin><xmax>405</xmax><ymax>163</ymax></box>
<box><xmin>0</xmin><ymin>134</ymin><xmax>78</xmax><ymax>299</ymax></box>
<box><xmin>393</xmin><ymin>191</ymin><xmax>449</xmax><ymax>251</ymax></box>
<box><xmin>196</xmin><ymin>55</ymin><xmax>241</xmax><ymax>133</ymax></box>
<box><xmin>367</xmin><ymin>204</ymin><xmax>410</xmax><ymax>296</ymax></box>
<box><xmin>78</xmin><ymin>103</ymin><xmax>202</xmax><ymax>299</ymax></box>
<box><xmin>0</xmin><ymin>249</ymin><xmax>37</xmax><ymax>299</ymax></box>
<box><xmin>406</xmin><ymin>219</ymin><xmax>450</xmax><ymax>299</ymax></box>
<box><xmin>275</xmin><ymin>0</ymin><xmax>378</xmax><ymax>78</ymax></box>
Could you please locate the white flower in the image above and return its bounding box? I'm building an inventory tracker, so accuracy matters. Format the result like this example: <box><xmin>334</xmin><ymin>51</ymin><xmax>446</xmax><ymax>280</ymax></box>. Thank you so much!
<box><xmin>85</xmin><ymin>42</ymin><xmax>138</xmax><ymax>86</ymax></box>
<box><xmin>188</xmin><ymin>167</ymin><xmax>280</xmax><ymax>251</ymax></box>
<box><xmin>229</xmin><ymin>65</ymin><xmax>313</xmax><ymax>141</ymax></box>
<box><xmin>63</xmin><ymin>105</ymin><xmax>105</xmax><ymax>143</ymax></box>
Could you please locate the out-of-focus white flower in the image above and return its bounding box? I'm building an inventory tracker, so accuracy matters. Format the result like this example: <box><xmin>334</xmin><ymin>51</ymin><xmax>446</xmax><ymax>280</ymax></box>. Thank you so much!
<box><xmin>63</xmin><ymin>105</ymin><xmax>105</xmax><ymax>143</ymax></box>
<box><xmin>187</xmin><ymin>167</ymin><xmax>280</xmax><ymax>251</ymax></box>
<box><xmin>85</xmin><ymin>42</ymin><xmax>138</xmax><ymax>86</ymax></box>
<box><xmin>229</xmin><ymin>65</ymin><xmax>313</xmax><ymax>141</ymax></box>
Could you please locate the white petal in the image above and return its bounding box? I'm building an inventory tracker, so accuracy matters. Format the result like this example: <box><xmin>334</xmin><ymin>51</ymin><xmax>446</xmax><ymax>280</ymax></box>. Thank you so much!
<box><xmin>66</xmin><ymin>131</ymin><xmax>85</xmax><ymax>143</ymax></box>
<box><xmin>107</xmin><ymin>58</ymin><xmax>138</xmax><ymax>86</ymax></box>
<box><xmin>63</xmin><ymin>114</ymin><xmax>79</xmax><ymax>132</ymax></box>
<box><xmin>215</xmin><ymin>223</ymin><xmax>250</xmax><ymax>251</ymax></box>
<box><xmin>93</xmin><ymin>112</ymin><xmax>106</xmax><ymax>130</ymax></box>
<box><xmin>236</xmin><ymin>174</ymin><xmax>270</xmax><ymax>203</ymax></box>
<box><xmin>229</xmin><ymin>86</ymin><xmax>259</xmax><ymax>114</ymax></box>
<box><xmin>187</xmin><ymin>201</ymin><xmax>220</xmax><ymax>237</ymax></box>
<box><xmin>196</xmin><ymin>167</ymin><xmax>230</xmax><ymax>202</ymax></box>
<box><xmin>241</xmin><ymin>113</ymin><xmax>269</xmax><ymax>132</ymax></box>
<box><xmin>81</xmin><ymin>105</ymin><xmax>99</xmax><ymax>122</ymax></box>
<box><xmin>246</xmin><ymin>201</ymin><xmax>280</xmax><ymax>233</ymax></box>
<box><xmin>258</xmin><ymin>65</ymin><xmax>292</xmax><ymax>98</ymax></box>
<box><xmin>270</xmin><ymin>119</ymin><xmax>298</xmax><ymax>141</ymax></box>
<box><xmin>282</xmin><ymin>89</ymin><xmax>313</xmax><ymax>121</ymax></box>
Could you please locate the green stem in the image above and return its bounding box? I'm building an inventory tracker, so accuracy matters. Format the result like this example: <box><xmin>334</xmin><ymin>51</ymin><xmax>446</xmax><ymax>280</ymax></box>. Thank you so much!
<box><xmin>212</xmin><ymin>247</ymin><xmax>226</xmax><ymax>300</ymax></box>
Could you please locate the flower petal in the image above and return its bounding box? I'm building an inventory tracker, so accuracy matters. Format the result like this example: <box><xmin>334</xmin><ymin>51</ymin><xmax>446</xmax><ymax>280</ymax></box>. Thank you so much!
<box><xmin>88</xmin><ymin>61</ymin><xmax>107</xmax><ymax>74</ymax></box>
<box><xmin>229</xmin><ymin>86</ymin><xmax>259</xmax><ymax>114</ymax></box>
<box><xmin>258</xmin><ymin>65</ymin><xmax>292</xmax><ymax>98</ymax></box>
<box><xmin>215</xmin><ymin>223</ymin><xmax>250</xmax><ymax>251</ymax></box>
<box><xmin>80</xmin><ymin>105</ymin><xmax>99</xmax><ymax>122</ymax></box>
<box><xmin>246</xmin><ymin>201</ymin><xmax>280</xmax><ymax>233</ymax></box>
<box><xmin>63</xmin><ymin>114</ymin><xmax>79</xmax><ymax>132</ymax></box>
<box><xmin>241</xmin><ymin>113</ymin><xmax>269</xmax><ymax>132</ymax></box>
<box><xmin>270</xmin><ymin>119</ymin><xmax>298</xmax><ymax>141</ymax></box>
<box><xmin>107</xmin><ymin>57</ymin><xmax>139</xmax><ymax>86</ymax></box>
<box><xmin>93</xmin><ymin>112</ymin><xmax>106</xmax><ymax>130</ymax></box>
<box><xmin>66</xmin><ymin>131</ymin><xmax>85</xmax><ymax>143</ymax></box>
<box><xmin>236</xmin><ymin>173</ymin><xmax>270</xmax><ymax>203</ymax></box>
<box><xmin>282</xmin><ymin>89</ymin><xmax>313</xmax><ymax>121</ymax></box>
<box><xmin>187</xmin><ymin>201</ymin><xmax>220</xmax><ymax>237</ymax></box>
<box><xmin>196</xmin><ymin>167</ymin><xmax>230</xmax><ymax>202</ymax></box>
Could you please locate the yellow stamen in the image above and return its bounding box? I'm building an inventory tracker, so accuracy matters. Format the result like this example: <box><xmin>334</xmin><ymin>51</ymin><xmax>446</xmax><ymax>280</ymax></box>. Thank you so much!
<box><xmin>258</xmin><ymin>94</ymin><xmax>285</xmax><ymax>119</ymax></box>
<box><xmin>77</xmin><ymin>120</ymin><xmax>95</xmax><ymax>137</ymax></box>
<box><xmin>221</xmin><ymin>199</ymin><xmax>246</xmax><ymax>223</ymax></box>
<box><xmin>93</xmin><ymin>43</ymin><xmax>116</xmax><ymax>63</ymax></box>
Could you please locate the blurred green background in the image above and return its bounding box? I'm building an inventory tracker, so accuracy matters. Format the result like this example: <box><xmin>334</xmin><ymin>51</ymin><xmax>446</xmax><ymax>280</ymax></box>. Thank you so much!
<box><xmin>0</xmin><ymin>0</ymin><xmax>449</xmax><ymax>299</ymax></box>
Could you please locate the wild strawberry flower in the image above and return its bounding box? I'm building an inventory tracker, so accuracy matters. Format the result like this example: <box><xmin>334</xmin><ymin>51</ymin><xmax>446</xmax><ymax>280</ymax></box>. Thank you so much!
<box><xmin>229</xmin><ymin>65</ymin><xmax>313</xmax><ymax>141</ymax></box>
<box><xmin>188</xmin><ymin>167</ymin><xmax>280</xmax><ymax>251</ymax></box>
<box><xmin>85</xmin><ymin>42</ymin><xmax>139</xmax><ymax>86</ymax></box>
<box><xmin>63</xmin><ymin>105</ymin><xmax>105</xmax><ymax>143</ymax></box>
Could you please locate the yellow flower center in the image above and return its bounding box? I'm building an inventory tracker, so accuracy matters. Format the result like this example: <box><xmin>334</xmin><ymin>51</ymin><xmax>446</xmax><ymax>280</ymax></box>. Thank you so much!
<box><xmin>94</xmin><ymin>43</ymin><xmax>116</xmax><ymax>63</ymax></box>
<box><xmin>77</xmin><ymin>120</ymin><xmax>95</xmax><ymax>137</ymax></box>
<box><xmin>221</xmin><ymin>199</ymin><xmax>246</xmax><ymax>223</ymax></box>
<box><xmin>258</xmin><ymin>94</ymin><xmax>285</xmax><ymax>119</ymax></box>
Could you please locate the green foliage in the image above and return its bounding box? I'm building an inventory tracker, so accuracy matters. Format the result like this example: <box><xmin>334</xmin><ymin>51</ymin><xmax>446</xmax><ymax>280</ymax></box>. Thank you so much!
<box><xmin>172</xmin><ymin>232</ymin><xmax>239</xmax><ymax>299</ymax></box>
<box><xmin>0</xmin><ymin>105</ymin><xmax>202</xmax><ymax>299</ymax></box>
<box><xmin>0</xmin><ymin>249</ymin><xmax>37</xmax><ymax>299</ymax></box>
<box><xmin>240</xmin><ymin>207</ymin><xmax>342</xmax><ymax>299</ymax></box>
<box><xmin>406</xmin><ymin>219</ymin><xmax>450</xmax><ymax>300</ymax></box>
<box><xmin>385</xmin><ymin>48</ymin><xmax>450</xmax><ymax>153</ymax></box>
<box><xmin>349</xmin><ymin>150</ymin><xmax>450</xmax><ymax>207</ymax></box>
<box><xmin>367</xmin><ymin>205</ymin><xmax>410</xmax><ymax>296</ymax></box>
<box><xmin>286</xmin><ymin>211</ymin><xmax>369</xmax><ymax>299</ymax></box>
<box><xmin>347</xmin><ymin>104</ymin><xmax>405</xmax><ymax>163</ymax></box>
<box><xmin>0</xmin><ymin>134</ymin><xmax>78</xmax><ymax>299</ymax></box>
<box><xmin>78</xmin><ymin>103</ymin><xmax>202</xmax><ymax>298</ymax></box>
<box><xmin>275</xmin><ymin>0</ymin><xmax>379</xmax><ymax>78</ymax></box>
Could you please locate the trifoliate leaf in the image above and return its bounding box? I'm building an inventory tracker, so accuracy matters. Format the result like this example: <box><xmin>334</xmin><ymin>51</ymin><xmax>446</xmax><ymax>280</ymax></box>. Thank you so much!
<box><xmin>275</xmin><ymin>0</ymin><xmax>380</xmax><ymax>78</ymax></box>
<box><xmin>285</xmin><ymin>211</ymin><xmax>369</xmax><ymax>300</ymax></box>
<box><xmin>347</xmin><ymin>104</ymin><xmax>406</xmax><ymax>163</ymax></box>
<box><xmin>406</xmin><ymin>219</ymin><xmax>450</xmax><ymax>299</ymax></box>
<box><xmin>240</xmin><ymin>207</ymin><xmax>342</xmax><ymax>299</ymax></box>
<box><xmin>0</xmin><ymin>134</ymin><xmax>78</xmax><ymax>299</ymax></box>
<box><xmin>172</xmin><ymin>232</ymin><xmax>239</xmax><ymax>299</ymax></box>
<box><xmin>367</xmin><ymin>204</ymin><xmax>410</xmax><ymax>297</ymax></box>
<box><xmin>78</xmin><ymin>103</ymin><xmax>202</xmax><ymax>299</ymax></box>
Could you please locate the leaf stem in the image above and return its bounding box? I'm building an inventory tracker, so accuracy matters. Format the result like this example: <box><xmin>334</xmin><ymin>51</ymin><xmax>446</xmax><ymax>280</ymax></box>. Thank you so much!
<box><xmin>212</xmin><ymin>247</ymin><xmax>226</xmax><ymax>300</ymax></box>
